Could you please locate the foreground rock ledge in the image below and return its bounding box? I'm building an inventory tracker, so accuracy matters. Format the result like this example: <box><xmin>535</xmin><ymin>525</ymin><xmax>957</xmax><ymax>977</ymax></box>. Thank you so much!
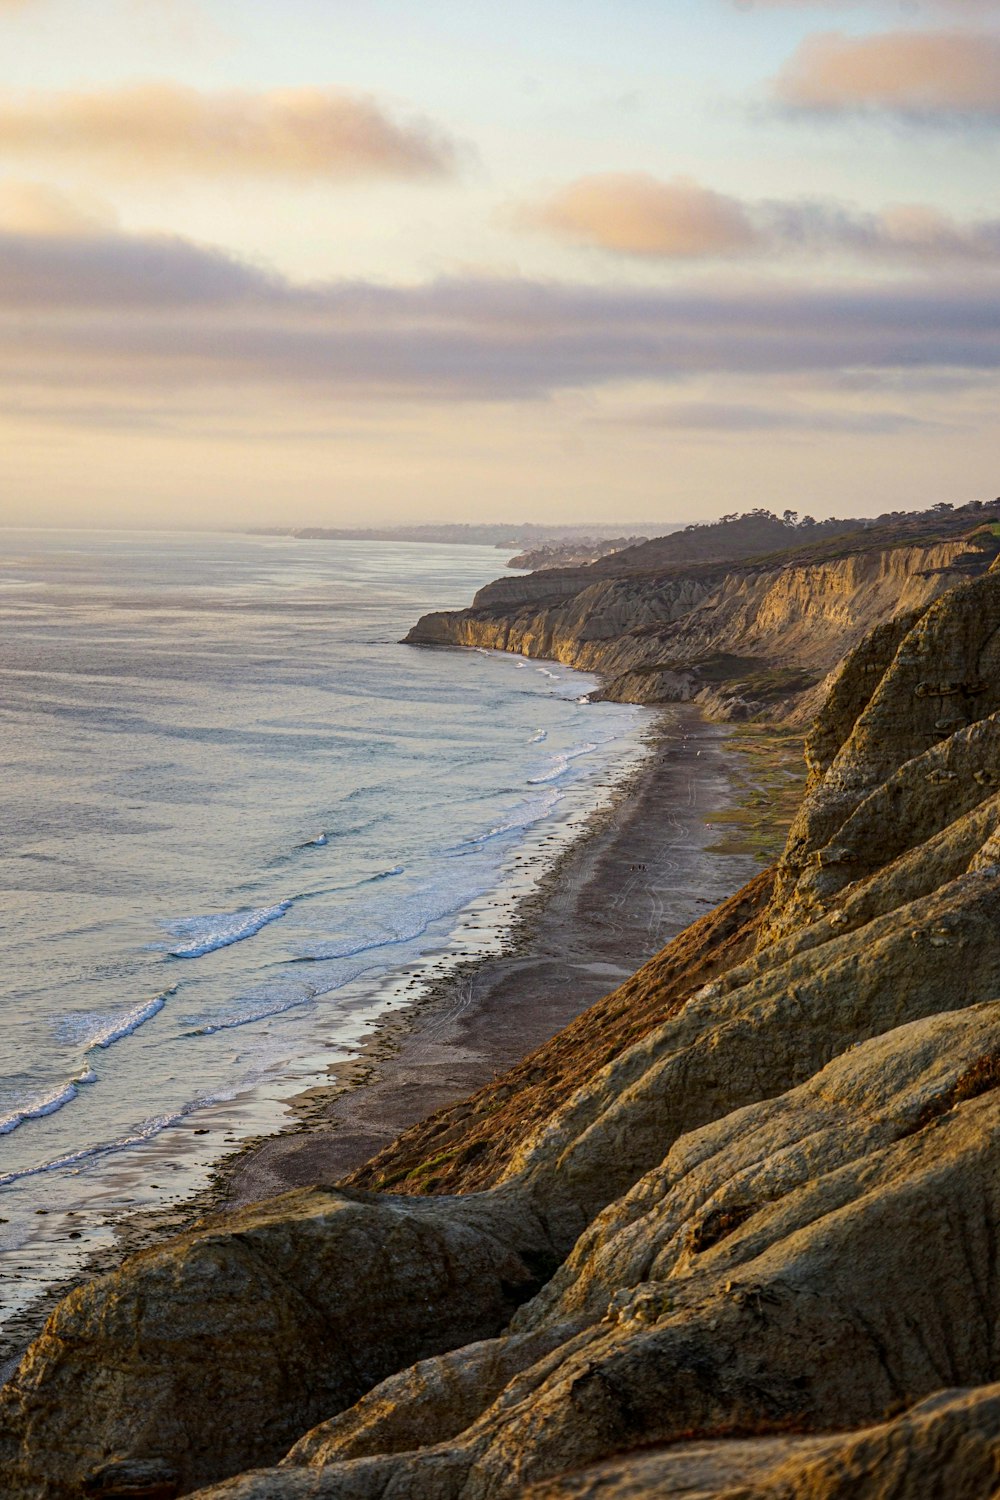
<box><xmin>6</xmin><ymin>566</ymin><xmax>1000</xmax><ymax>1499</ymax></box>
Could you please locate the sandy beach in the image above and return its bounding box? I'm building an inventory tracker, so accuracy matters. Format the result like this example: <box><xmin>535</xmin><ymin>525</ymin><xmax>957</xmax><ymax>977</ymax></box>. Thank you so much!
<box><xmin>213</xmin><ymin>705</ymin><xmax>760</xmax><ymax>1209</ymax></box>
<box><xmin>0</xmin><ymin>704</ymin><xmax>760</xmax><ymax>1372</ymax></box>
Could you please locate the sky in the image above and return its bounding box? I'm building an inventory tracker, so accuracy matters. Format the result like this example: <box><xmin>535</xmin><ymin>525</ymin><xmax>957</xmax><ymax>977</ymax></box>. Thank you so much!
<box><xmin>0</xmin><ymin>0</ymin><xmax>997</xmax><ymax>529</ymax></box>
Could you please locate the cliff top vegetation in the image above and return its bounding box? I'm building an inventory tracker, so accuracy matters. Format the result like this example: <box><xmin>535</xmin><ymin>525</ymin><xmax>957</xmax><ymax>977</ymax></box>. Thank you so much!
<box><xmin>593</xmin><ymin>498</ymin><xmax>1000</xmax><ymax>580</ymax></box>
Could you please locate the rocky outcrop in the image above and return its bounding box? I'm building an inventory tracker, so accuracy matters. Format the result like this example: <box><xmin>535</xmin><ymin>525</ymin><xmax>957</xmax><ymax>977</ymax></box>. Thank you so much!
<box><xmin>408</xmin><ymin>531</ymin><xmax>999</xmax><ymax>719</ymax></box>
<box><xmin>0</xmin><ymin>1189</ymin><xmax>565</xmax><ymax>1497</ymax></box>
<box><xmin>412</xmin><ymin>572</ymin><xmax>718</xmax><ymax>666</ymax></box>
<box><xmin>7</xmin><ymin>566</ymin><xmax>1000</xmax><ymax>1498</ymax></box>
<box><xmin>519</xmin><ymin>1386</ymin><xmax>1000</xmax><ymax>1499</ymax></box>
<box><xmin>185</xmin><ymin>1004</ymin><xmax>1000</xmax><ymax>1499</ymax></box>
<box><xmin>766</xmin><ymin>563</ymin><xmax>1000</xmax><ymax>941</ymax></box>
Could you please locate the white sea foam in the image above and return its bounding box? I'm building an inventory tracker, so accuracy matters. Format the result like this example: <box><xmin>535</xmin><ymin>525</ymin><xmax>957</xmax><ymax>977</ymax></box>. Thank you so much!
<box><xmin>181</xmin><ymin>992</ymin><xmax>314</xmax><ymax>1036</ymax></box>
<box><xmin>530</xmin><ymin>730</ymin><xmax>548</xmax><ymax>744</ymax></box>
<box><xmin>456</xmin><ymin>787</ymin><xmax>561</xmax><ymax>850</ymax></box>
<box><xmin>527</xmin><ymin>743</ymin><xmax>598</xmax><ymax>785</ymax></box>
<box><xmin>180</xmin><ymin>963</ymin><xmax>370</xmax><ymax>1036</ymax></box>
<box><xmin>165</xmin><ymin>901</ymin><xmax>293</xmax><ymax>958</ymax></box>
<box><xmin>292</xmin><ymin>911</ymin><xmax>432</xmax><ymax>963</ymax></box>
<box><xmin>0</xmin><ymin>1093</ymin><xmax>237</xmax><ymax>1187</ymax></box>
<box><xmin>0</xmin><ymin>1070</ymin><xmax>96</xmax><ymax>1137</ymax></box>
<box><xmin>84</xmin><ymin>987</ymin><xmax>176</xmax><ymax>1051</ymax></box>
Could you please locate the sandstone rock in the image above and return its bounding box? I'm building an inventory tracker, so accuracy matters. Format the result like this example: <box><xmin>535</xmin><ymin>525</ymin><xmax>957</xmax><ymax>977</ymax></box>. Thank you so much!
<box><xmin>9</xmin><ymin>564</ymin><xmax>1000</xmax><ymax>1499</ymax></box>
<box><xmin>186</xmin><ymin>1006</ymin><xmax>1000</xmax><ymax>1499</ymax></box>
<box><xmin>406</xmin><ymin>540</ymin><xmax>985</xmax><ymax>718</ymax></box>
<box><xmin>0</xmin><ymin>1189</ymin><xmax>558</xmax><ymax>1496</ymax></box>
<box><xmin>517</xmin><ymin>1432</ymin><xmax>843</xmax><ymax>1499</ymax></box>
<box><xmin>518</xmin><ymin>1385</ymin><xmax>1000</xmax><ymax>1498</ymax></box>
<box><xmin>802</xmin><ymin>608</ymin><xmax>927</xmax><ymax>787</ymax></box>
<box><xmin>766</xmin><ymin>569</ymin><xmax>1000</xmax><ymax>941</ymax></box>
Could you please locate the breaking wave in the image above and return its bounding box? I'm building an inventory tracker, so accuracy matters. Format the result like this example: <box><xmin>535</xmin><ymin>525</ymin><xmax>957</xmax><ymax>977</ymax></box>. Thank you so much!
<box><xmin>164</xmin><ymin>901</ymin><xmax>293</xmax><ymax>959</ymax></box>
<box><xmin>527</xmin><ymin>743</ymin><xmax>598</xmax><ymax>785</ymax></box>
<box><xmin>0</xmin><ymin>1070</ymin><xmax>97</xmax><ymax>1138</ymax></box>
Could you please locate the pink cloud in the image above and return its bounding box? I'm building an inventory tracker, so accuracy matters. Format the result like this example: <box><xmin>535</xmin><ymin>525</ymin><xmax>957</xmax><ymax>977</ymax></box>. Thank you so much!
<box><xmin>515</xmin><ymin>173</ymin><xmax>757</xmax><ymax>258</ymax></box>
<box><xmin>0</xmin><ymin>180</ymin><xmax>116</xmax><ymax>235</ymax></box>
<box><xmin>517</xmin><ymin>171</ymin><xmax>1000</xmax><ymax>263</ymax></box>
<box><xmin>0</xmin><ymin>82</ymin><xmax>458</xmax><ymax>179</ymax></box>
<box><xmin>773</xmin><ymin>30</ymin><xmax>1000</xmax><ymax>119</ymax></box>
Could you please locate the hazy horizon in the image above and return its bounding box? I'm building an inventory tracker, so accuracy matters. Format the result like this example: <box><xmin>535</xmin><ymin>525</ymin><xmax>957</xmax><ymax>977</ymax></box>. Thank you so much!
<box><xmin>1</xmin><ymin>497</ymin><xmax>971</xmax><ymax>538</ymax></box>
<box><xmin>0</xmin><ymin>0</ymin><xmax>996</xmax><ymax>530</ymax></box>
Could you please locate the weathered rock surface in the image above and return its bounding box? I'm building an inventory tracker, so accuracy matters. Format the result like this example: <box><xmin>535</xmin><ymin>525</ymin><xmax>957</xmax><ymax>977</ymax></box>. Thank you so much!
<box><xmin>765</xmin><ymin>563</ymin><xmax>1000</xmax><ymax>941</ymax></box>
<box><xmin>183</xmin><ymin>1006</ymin><xmax>1000</xmax><ymax>1498</ymax></box>
<box><xmin>518</xmin><ymin>1385</ymin><xmax>1000</xmax><ymax>1498</ymax></box>
<box><xmin>7</xmin><ymin>565</ymin><xmax>1000</xmax><ymax>1499</ymax></box>
<box><xmin>0</xmin><ymin>1190</ymin><xmax>560</xmax><ymax>1496</ymax></box>
<box><xmin>407</xmin><ymin>530</ymin><xmax>997</xmax><ymax>719</ymax></box>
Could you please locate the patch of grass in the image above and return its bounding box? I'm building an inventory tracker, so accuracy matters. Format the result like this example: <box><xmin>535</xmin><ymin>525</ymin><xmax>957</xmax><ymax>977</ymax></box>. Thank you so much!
<box><xmin>390</xmin><ymin>1138</ymin><xmax>491</xmax><ymax>1193</ymax></box>
<box><xmin>690</xmin><ymin>652</ymin><xmax>764</xmax><ymax>684</ymax></box>
<box><xmin>707</xmin><ymin>726</ymin><xmax>806</xmax><ymax>863</ymax></box>
<box><xmin>627</xmin><ymin>661</ymin><xmax>683</xmax><ymax>678</ymax></box>
<box><xmin>405</xmin><ymin>1149</ymin><xmax>461</xmax><ymax>1183</ymax></box>
<box><xmin>733</xmin><ymin>667</ymin><xmax>820</xmax><ymax>701</ymax></box>
<box><xmin>374</xmin><ymin>1163</ymin><xmax>420</xmax><ymax>1190</ymax></box>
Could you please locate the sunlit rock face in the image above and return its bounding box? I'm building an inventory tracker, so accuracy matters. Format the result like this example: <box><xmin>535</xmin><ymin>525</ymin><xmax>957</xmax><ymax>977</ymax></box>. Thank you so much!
<box><xmin>7</xmin><ymin>568</ymin><xmax>1000</xmax><ymax>1499</ymax></box>
<box><xmin>407</xmin><ymin>537</ymin><xmax>990</xmax><ymax>718</ymax></box>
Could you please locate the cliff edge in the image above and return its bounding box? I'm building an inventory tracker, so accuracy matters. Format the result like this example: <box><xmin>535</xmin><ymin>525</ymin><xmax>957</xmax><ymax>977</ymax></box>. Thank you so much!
<box><xmin>407</xmin><ymin>502</ymin><xmax>1000</xmax><ymax>720</ymax></box>
<box><xmin>4</xmin><ymin>553</ymin><xmax>1000</xmax><ymax>1495</ymax></box>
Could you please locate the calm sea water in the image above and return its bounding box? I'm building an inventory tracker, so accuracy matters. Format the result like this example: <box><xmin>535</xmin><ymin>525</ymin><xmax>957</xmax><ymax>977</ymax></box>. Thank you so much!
<box><xmin>0</xmin><ymin>530</ymin><xmax>643</xmax><ymax>1327</ymax></box>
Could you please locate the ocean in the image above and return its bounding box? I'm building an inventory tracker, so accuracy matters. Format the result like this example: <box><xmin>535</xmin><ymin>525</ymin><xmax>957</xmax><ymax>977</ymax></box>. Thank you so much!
<box><xmin>0</xmin><ymin>530</ymin><xmax>645</xmax><ymax>1333</ymax></box>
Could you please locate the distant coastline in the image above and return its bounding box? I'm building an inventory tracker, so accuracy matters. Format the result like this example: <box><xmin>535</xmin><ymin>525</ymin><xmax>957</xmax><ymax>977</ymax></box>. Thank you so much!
<box><xmin>247</xmin><ymin>520</ymin><xmax>676</xmax><ymax>551</ymax></box>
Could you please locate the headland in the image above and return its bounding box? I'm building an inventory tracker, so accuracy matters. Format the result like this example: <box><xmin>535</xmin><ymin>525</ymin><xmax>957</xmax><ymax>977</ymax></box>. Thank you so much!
<box><xmin>6</xmin><ymin>502</ymin><xmax>1000</xmax><ymax>1500</ymax></box>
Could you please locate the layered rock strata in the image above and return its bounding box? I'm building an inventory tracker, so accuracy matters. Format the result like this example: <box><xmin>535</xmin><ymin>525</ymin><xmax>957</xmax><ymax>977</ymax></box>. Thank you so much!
<box><xmin>408</xmin><ymin>535</ymin><xmax>997</xmax><ymax>719</ymax></box>
<box><xmin>5</xmin><ymin>569</ymin><xmax>1000</xmax><ymax>1497</ymax></box>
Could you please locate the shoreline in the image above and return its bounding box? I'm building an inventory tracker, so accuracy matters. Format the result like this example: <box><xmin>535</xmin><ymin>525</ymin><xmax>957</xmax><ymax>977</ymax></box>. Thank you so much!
<box><xmin>198</xmin><ymin>704</ymin><xmax>760</xmax><ymax>1211</ymax></box>
<box><xmin>0</xmin><ymin>704</ymin><xmax>758</xmax><ymax>1369</ymax></box>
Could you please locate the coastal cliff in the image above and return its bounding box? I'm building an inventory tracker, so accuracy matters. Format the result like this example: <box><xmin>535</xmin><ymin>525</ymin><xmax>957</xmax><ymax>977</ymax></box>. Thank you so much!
<box><xmin>407</xmin><ymin>505</ymin><xmax>1000</xmax><ymax>719</ymax></box>
<box><xmin>5</xmin><ymin>552</ymin><xmax>1000</xmax><ymax>1495</ymax></box>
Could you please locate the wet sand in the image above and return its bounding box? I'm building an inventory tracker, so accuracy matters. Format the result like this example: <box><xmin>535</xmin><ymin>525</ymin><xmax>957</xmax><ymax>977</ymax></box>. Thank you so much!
<box><xmin>216</xmin><ymin>706</ymin><xmax>760</xmax><ymax>1208</ymax></box>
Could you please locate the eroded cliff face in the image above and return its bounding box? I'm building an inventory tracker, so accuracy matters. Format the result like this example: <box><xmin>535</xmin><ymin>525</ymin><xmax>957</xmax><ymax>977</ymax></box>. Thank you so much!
<box><xmin>407</xmin><ymin>539</ymin><xmax>993</xmax><ymax>720</ymax></box>
<box><xmin>411</xmin><ymin>572</ymin><xmax>718</xmax><ymax>672</ymax></box>
<box><xmin>6</xmin><ymin>567</ymin><xmax>1000</xmax><ymax>1498</ymax></box>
